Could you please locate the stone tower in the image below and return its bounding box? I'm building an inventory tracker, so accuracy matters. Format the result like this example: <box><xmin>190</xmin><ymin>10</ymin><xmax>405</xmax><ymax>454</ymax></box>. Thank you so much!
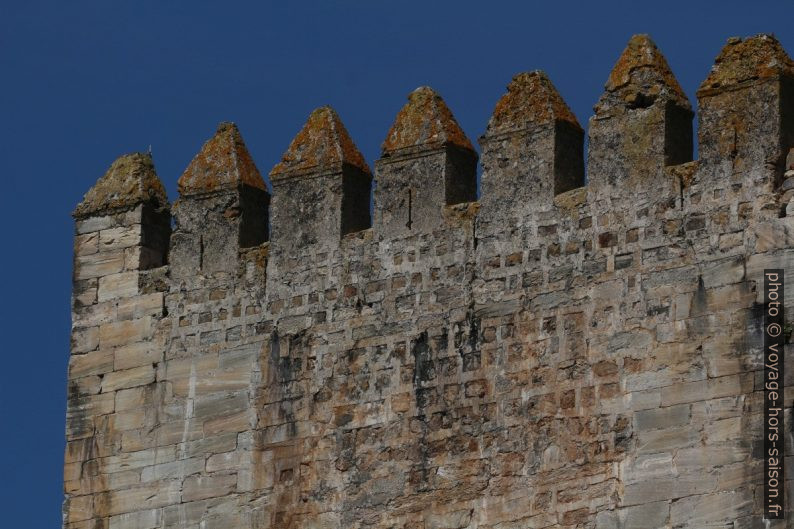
<box><xmin>64</xmin><ymin>35</ymin><xmax>794</xmax><ymax>528</ymax></box>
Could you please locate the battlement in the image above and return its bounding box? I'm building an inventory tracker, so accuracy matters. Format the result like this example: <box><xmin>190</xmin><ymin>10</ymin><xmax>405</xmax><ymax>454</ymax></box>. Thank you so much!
<box><xmin>65</xmin><ymin>34</ymin><xmax>794</xmax><ymax>529</ymax></box>
<box><xmin>73</xmin><ymin>34</ymin><xmax>794</xmax><ymax>273</ymax></box>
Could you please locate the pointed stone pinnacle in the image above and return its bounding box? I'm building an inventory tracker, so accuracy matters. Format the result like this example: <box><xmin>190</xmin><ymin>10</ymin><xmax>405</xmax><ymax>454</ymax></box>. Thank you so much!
<box><xmin>486</xmin><ymin>71</ymin><xmax>581</xmax><ymax>135</ymax></box>
<box><xmin>382</xmin><ymin>86</ymin><xmax>474</xmax><ymax>155</ymax></box>
<box><xmin>602</xmin><ymin>34</ymin><xmax>690</xmax><ymax>110</ymax></box>
<box><xmin>178</xmin><ymin>122</ymin><xmax>266</xmax><ymax>196</ymax></box>
<box><xmin>698</xmin><ymin>34</ymin><xmax>794</xmax><ymax>96</ymax></box>
<box><xmin>269</xmin><ymin>106</ymin><xmax>371</xmax><ymax>179</ymax></box>
<box><xmin>74</xmin><ymin>152</ymin><xmax>168</xmax><ymax>218</ymax></box>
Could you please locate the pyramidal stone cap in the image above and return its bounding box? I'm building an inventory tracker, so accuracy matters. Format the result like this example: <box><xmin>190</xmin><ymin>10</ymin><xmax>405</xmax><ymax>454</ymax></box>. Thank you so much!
<box><xmin>270</xmin><ymin>106</ymin><xmax>371</xmax><ymax>179</ymax></box>
<box><xmin>382</xmin><ymin>86</ymin><xmax>474</xmax><ymax>155</ymax></box>
<box><xmin>486</xmin><ymin>71</ymin><xmax>581</xmax><ymax>136</ymax></box>
<box><xmin>600</xmin><ymin>34</ymin><xmax>690</xmax><ymax>110</ymax></box>
<box><xmin>178</xmin><ymin>122</ymin><xmax>266</xmax><ymax>196</ymax></box>
<box><xmin>74</xmin><ymin>152</ymin><xmax>168</xmax><ymax>218</ymax></box>
<box><xmin>698</xmin><ymin>34</ymin><xmax>794</xmax><ymax>96</ymax></box>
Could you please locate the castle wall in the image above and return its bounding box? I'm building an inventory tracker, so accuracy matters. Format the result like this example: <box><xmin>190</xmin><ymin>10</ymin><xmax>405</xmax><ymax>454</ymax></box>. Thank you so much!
<box><xmin>64</xmin><ymin>35</ymin><xmax>794</xmax><ymax>529</ymax></box>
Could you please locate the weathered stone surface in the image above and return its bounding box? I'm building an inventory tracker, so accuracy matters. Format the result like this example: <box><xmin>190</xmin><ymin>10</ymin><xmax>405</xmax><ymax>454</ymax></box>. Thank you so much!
<box><xmin>479</xmin><ymin>71</ymin><xmax>584</xmax><ymax>223</ymax></box>
<box><xmin>74</xmin><ymin>153</ymin><xmax>168</xmax><ymax>218</ymax></box>
<box><xmin>178</xmin><ymin>122</ymin><xmax>266</xmax><ymax>195</ymax></box>
<box><xmin>602</xmin><ymin>34</ymin><xmax>689</xmax><ymax>109</ymax></box>
<box><xmin>486</xmin><ymin>71</ymin><xmax>580</xmax><ymax>135</ymax></box>
<box><xmin>268</xmin><ymin>107</ymin><xmax>372</xmax><ymax>259</ymax></box>
<box><xmin>75</xmin><ymin>251</ymin><xmax>125</xmax><ymax>280</ymax></box>
<box><xmin>270</xmin><ymin>106</ymin><xmax>370</xmax><ymax>178</ymax></box>
<box><xmin>99</xmin><ymin>318</ymin><xmax>152</xmax><ymax>348</ymax></box>
<box><xmin>375</xmin><ymin>87</ymin><xmax>477</xmax><ymax>239</ymax></box>
<box><xmin>382</xmin><ymin>86</ymin><xmax>474</xmax><ymax>155</ymax></box>
<box><xmin>698</xmin><ymin>34</ymin><xmax>794</xmax><ymax>95</ymax></box>
<box><xmin>101</xmin><ymin>365</ymin><xmax>155</xmax><ymax>393</ymax></box>
<box><xmin>64</xmin><ymin>32</ymin><xmax>794</xmax><ymax>529</ymax></box>
<box><xmin>589</xmin><ymin>34</ymin><xmax>693</xmax><ymax>201</ymax></box>
<box><xmin>181</xmin><ymin>473</ymin><xmax>237</xmax><ymax>502</ymax></box>
<box><xmin>170</xmin><ymin>123</ymin><xmax>270</xmax><ymax>278</ymax></box>
<box><xmin>98</xmin><ymin>272</ymin><xmax>139</xmax><ymax>301</ymax></box>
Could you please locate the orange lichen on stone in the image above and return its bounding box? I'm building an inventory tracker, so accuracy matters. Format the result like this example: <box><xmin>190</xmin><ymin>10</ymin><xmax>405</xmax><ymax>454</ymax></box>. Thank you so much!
<box><xmin>603</xmin><ymin>34</ymin><xmax>690</xmax><ymax>109</ymax></box>
<box><xmin>698</xmin><ymin>34</ymin><xmax>794</xmax><ymax>96</ymax></box>
<box><xmin>486</xmin><ymin>71</ymin><xmax>580</xmax><ymax>135</ymax></box>
<box><xmin>270</xmin><ymin>106</ymin><xmax>371</xmax><ymax>179</ymax></box>
<box><xmin>74</xmin><ymin>152</ymin><xmax>168</xmax><ymax>218</ymax></box>
<box><xmin>382</xmin><ymin>86</ymin><xmax>474</xmax><ymax>155</ymax></box>
<box><xmin>666</xmin><ymin>160</ymin><xmax>699</xmax><ymax>189</ymax></box>
<box><xmin>178</xmin><ymin>122</ymin><xmax>266</xmax><ymax>195</ymax></box>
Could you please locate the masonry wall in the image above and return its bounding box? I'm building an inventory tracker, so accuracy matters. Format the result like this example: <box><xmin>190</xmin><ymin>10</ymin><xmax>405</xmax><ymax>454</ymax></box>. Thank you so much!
<box><xmin>64</xmin><ymin>35</ymin><xmax>794</xmax><ymax>529</ymax></box>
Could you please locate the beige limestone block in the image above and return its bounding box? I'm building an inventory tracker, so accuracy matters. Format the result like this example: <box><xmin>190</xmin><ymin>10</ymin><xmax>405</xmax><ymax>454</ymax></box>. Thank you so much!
<box><xmin>108</xmin><ymin>508</ymin><xmax>161</xmax><ymax>529</ymax></box>
<box><xmin>619</xmin><ymin>501</ymin><xmax>670</xmax><ymax>529</ymax></box>
<box><xmin>100</xmin><ymin>446</ymin><xmax>177</xmax><ymax>474</ymax></box>
<box><xmin>634</xmin><ymin>404</ymin><xmax>691</xmax><ymax>431</ymax></box>
<box><xmin>103</xmin><ymin>470</ymin><xmax>141</xmax><ymax>492</ymax></box>
<box><xmin>99</xmin><ymin>317</ymin><xmax>152</xmax><ymax>348</ymax></box>
<box><xmin>110</xmin><ymin>409</ymin><xmax>147</xmax><ymax>431</ymax></box>
<box><xmin>114</xmin><ymin>341</ymin><xmax>162</xmax><ymax>371</ymax></box>
<box><xmin>101</xmin><ymin>365</ymin><xmax>155</xmax><ymax>393</ymax></box>
<box><xmin>660</xmin><ymin>373</ymin><xmax>753</xmax><ymax>406</ymax></box>
<box><xmin>192</xmin><ymin>391</ymin><xmax>248</xmax><ymax>421</ymax></box>
<box><xmin>669</xmin><ymin>489</ymin><xmax>752</xmax><ymax>527</ymax></box>
<box><xmin>71</xmin><ymin>326</ymin><xmax>99</xmax><ymax>354</ymax></box>
<box><xmin>236</xmin><ymin>450</ymin><xmax>275</xmax><ymax>492</ymax></box>
<box><xmin>73</xmin><ymin>300</ymin><xmax>117</xmax><ymax>328</ymax></box>
<box><xmin>620</xmin><ymin>452</ymin><xmax>674</xmax><ymax>484</ymax></box>
<box><xmin>114</xmin><ymin>387</ymin><xmax>146</xmax><ymax>412</ymax></box>
<box><xmin>140</xmin><ymin>457</ymin><xmax>204</xmax><ymax>482</ymax></box>
<box><xmin>97</xmin><ymin>480</ymin><xmax>181</xmax><ymax>516</ymax></box>
<box><xmin>206</xmin><ymin>451</ymin><xmax>239</xmax><ymax>473</ymax></box>
<box><xmin>203</xmin><ymin>410</ymin><xmax>250</xmax><ymax>436</ymax></box>
<box><xmin>75</xmin><ymin>232</ymin><xmax>99</xmax><ymax>256</ymax></box>
<box><xmin>68</xmin><ymin>392</ymin><xmax>115</xmax><ymax>417</ymax></box>
<box><xmin>637</xmin><ymin>426</ymin><xmax>700</xmax><ymax>454</ymax></box>
<box><xmin>76</xmin><ymin>215</ymin><xmax>115</xmax><ymax>234</ymax></box>
<box><xmin>99</xmin><ymin>225</ymin><xmax>142</xmax><ymax>251</ymax></box>
<box><xmin>70</xmin><ymin>375</ymin><xmax>102</xmax><ymax>395</ymax></box>
<box><xmin>98</xmin><ymin>272</ymin><xmax>139</xmax><ymax>302</ymax></box>
<box><xmin>65</xmin><ymin>494</ymin><xmax>94</xmax><ymax>523</ymax></box>
<box><xmin>184</xmin><ymin>433</ymin><xmax>237</xmax><ymax>458</ymax></box>
<box><xmin>75</xmin><ymin>250</ymin><xmax>125</xmax><ymax>280</ymax></box>
<box><xmin>181</xmin><ymin>472</ymin><xmax>237</xmax><ymax>502</ymax></box>
<box><xmin>69</xmin><ymin>349</ymin><xmax>114</xmax><ymax>378</ymax></box>
<box><xmin>116</xmin><ymin>292</ymin><xmax>164</xmax><ymax>321</ymax></box>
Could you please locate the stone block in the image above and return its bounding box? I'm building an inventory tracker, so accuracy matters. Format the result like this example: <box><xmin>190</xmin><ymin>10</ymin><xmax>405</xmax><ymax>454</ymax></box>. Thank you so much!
<box><xmin>98</xmin><ymin>272</ymin><xmax>139</xmax><ymax>301</ymax></box>
<box><xmin>71</xmin><ymin>326</ymin><xmax>99</xmax><ymax>354</ymax></box>
<box><xmin>114</xmin><ymin>342</ymin><xmax>162</xmax><ymax>371</ymax></box>
<box><xmin>101</xmin><ymin>365</ymin><xmax>155</xmax><ymax>393</ymax></box>
<box><xmin>96</xmin><ymin>480</ymin><xmax>181</xmax><ymax>516</ymax></box>
<box><xmin>116</xmin><ymin>293</ymin><xmax>164</xmax><ymax>321</ymax></box>
<box><xmin>76</xmin><ymin>215</ymin><xmax>115</xmax><ymax>234</ymax></box>
<box><xmin>621</xmin><ymin>501</ymin><xmax>669</xmax><ymax>529</ymax></box>
<box><xmin>637</xmin><ymin>426</ymin><xmax>699</xmax><ymax>454</ymax></box>
<box><xmin>634</xmin><ymin>404</ymin><xmax>690</xmax><ymax>431</ymax></box>
<box><xmin>108</xmin><ymin>508</ymin><xmax>161</xmax><ymax>529</ymax></box>
<box><xmin>99</xmin><ymin>317</ymin><xmax>152</xmax><ymax>348</ymax></box>
<box><xmin>140</xmin><ymin>457</ymin><xmax>204</xmax><ymax>482</ymax></box>
<box><xmin>181</xmin><ymin>472</ymin><xmax>237</xmax><ymax>502</ymax></box>
<box><xmin>669</xmin><ymin>489</ymin><xmax>753</xmax><ymax>527</ymax></box>
<box><xmin>75</xmin><ymin>250</ymin><xmax>125</xmax><ymax>280</ymax></box>
<box><xmin>99</xmin><ymin>225</ymin><xmax>142</xmax><ymax>251</ymax></box>
<box><xmin>69</xmin><ymin>348</ymin><xmax>114</xmax><ymax>378</ymax></box>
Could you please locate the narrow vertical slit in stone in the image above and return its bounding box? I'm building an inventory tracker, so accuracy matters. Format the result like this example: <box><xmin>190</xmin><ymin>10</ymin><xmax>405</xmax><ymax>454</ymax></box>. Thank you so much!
<box><xmin>198</xmin><ymin>235</ymin><xmax>204</xmax><ymax>271</ymax></box>
<box><xmin>406</xmin><ymin>188</ymin><xmax>413</xmax><ymax>230</ymax></box>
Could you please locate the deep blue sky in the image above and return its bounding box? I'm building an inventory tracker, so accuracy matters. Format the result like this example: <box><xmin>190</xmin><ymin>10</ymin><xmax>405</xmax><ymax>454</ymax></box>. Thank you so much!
<box><xmin>1</xmin><ymin>1</ymin><xmax>792</xmax><ymax>526</ymax></box>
